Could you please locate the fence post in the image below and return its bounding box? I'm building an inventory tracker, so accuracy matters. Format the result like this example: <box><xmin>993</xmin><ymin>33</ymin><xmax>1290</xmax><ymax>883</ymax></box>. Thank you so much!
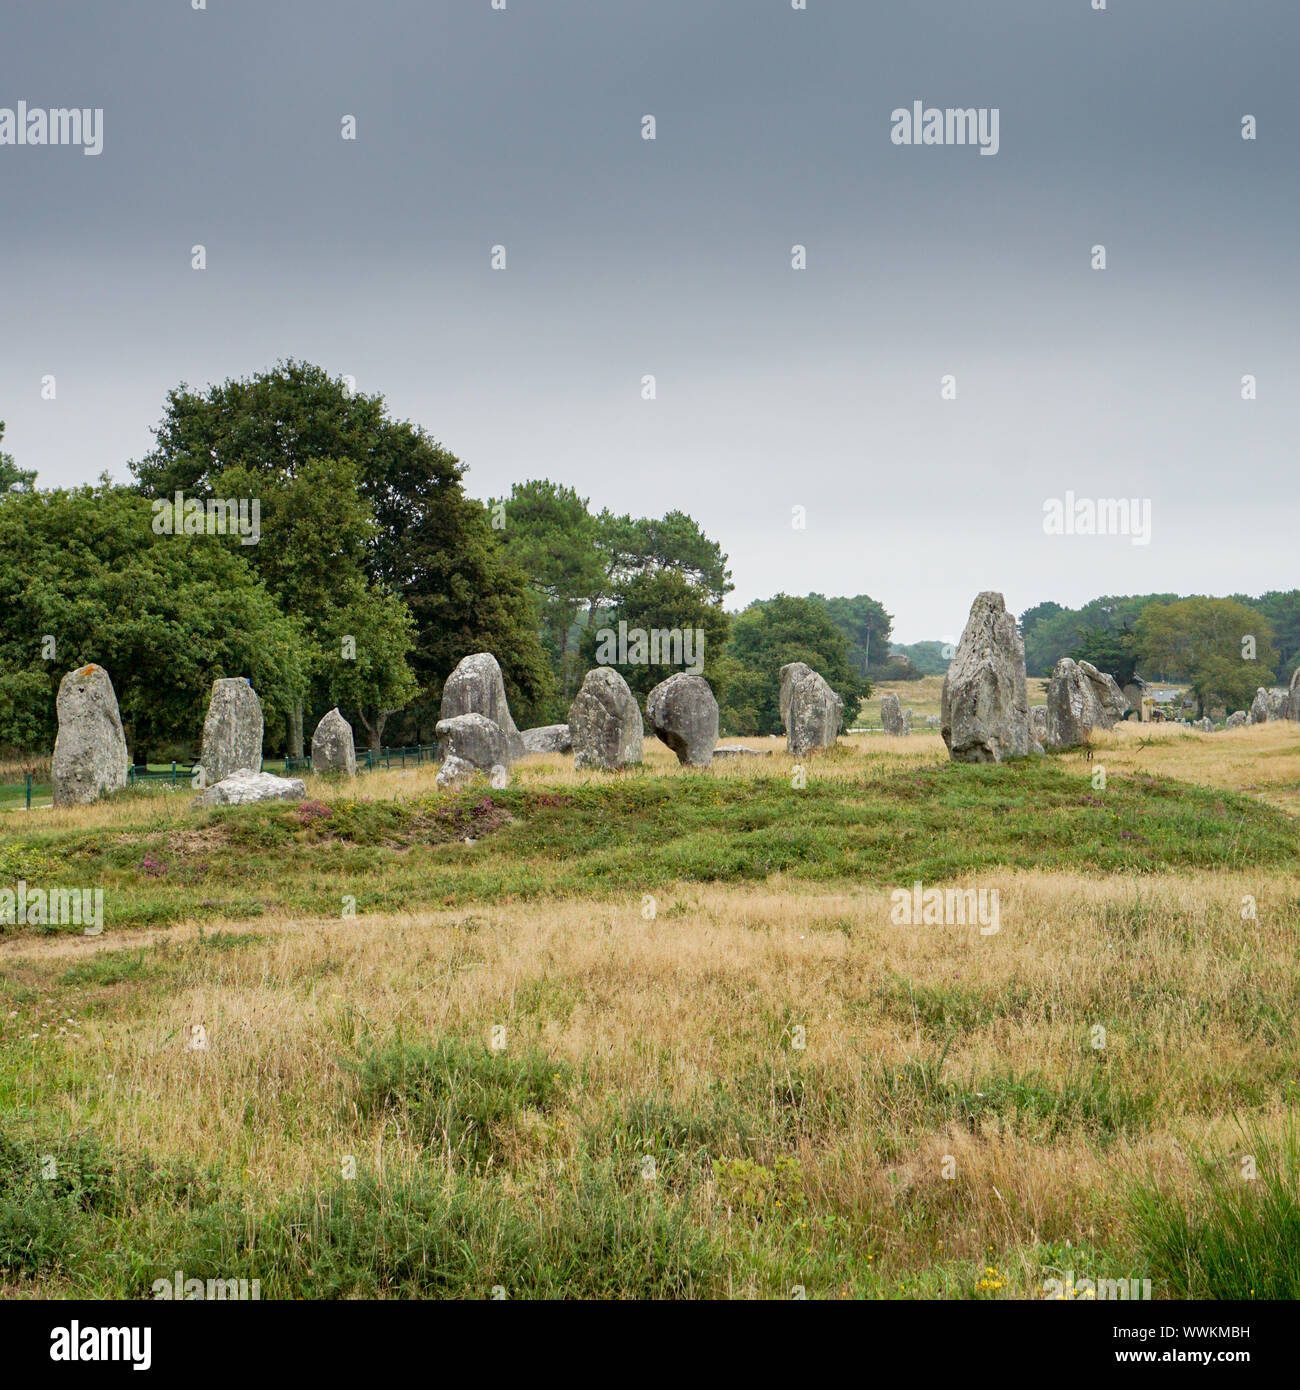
<box><xmin>25</xmin><ymin>772</ymin><xmax>32</xmax><ymax>811</ymax></box>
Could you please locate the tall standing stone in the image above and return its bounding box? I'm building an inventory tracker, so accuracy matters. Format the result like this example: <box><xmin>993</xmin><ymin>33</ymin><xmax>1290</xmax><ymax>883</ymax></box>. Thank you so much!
<box><xmin>778</xmin><ymin>662</ymin><xmax>813</xmax><ymax>730</ymax></box>
<box><xmin>51</xmin><ymin>664</ymin><xmax>129</xmax><ymax>806</ymax></box>
<box><xmin>440</xmin><ymin>653</ymin><xmax>524</xmax><ymax>760</ymax></box>
<box><xmin>311</xmin><ymin>707</ymin><xmax>357</xmax><ymax>775</ymax></box>
<box><xmin>941</xmin><ymin>592</ymin><xmax>1030</xmax><ymax>763</ymax></box>
<box><xmin>1045</xmin><ymin>657</ymin><xmax>1128</xmax><ymax>749</ymax></box>
<box><xmin>646</xmin><ymin>674</ymin><xmax>718</xmax><ymax>767</ymax></box>
<box><xmin>199</xmin><ymin>678</ymin><xmax>264</xmax><ymax>786</ymax></box>
<box><xmin>786</xmin><ymin>668</ymin><xmax>843</xmax><ymax>755</ymax></box>
<box><xmin>1290</xmin><ymin>668</ymin><xmax>1300</xmax><ymax>721</ymax></box>
<box><xmin>568</xmin><ymin>668</ymin><xmax>643</xmax><ymax>770</ymax></box>
<box><xmin>1249</xmin><ymin>687</ymin><xmax>1270</xmax><ymax>725</ymax></box>
<box><xmin>880</xmin><ymin>693</ymin><xmax>905</xmax><ymax>735</ymax></box>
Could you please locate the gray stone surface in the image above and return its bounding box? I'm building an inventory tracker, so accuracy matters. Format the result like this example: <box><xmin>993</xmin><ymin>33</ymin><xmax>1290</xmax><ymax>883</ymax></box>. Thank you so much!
<box><xmin>521</xmin><ymin>724</ymin><xmax>572</xmax><ymax>754</ymax></box>
<box><xmin>1045</xmin><ymin>658</ymin><xmax>1128</xmax><ymax>749</ymax></box>
<box><xmin>436</xmin><ymin>754</ymin><xmax>478</xmax><ymax>790</ymax></box>
<box><xmin>194</xmin><ymin>769</ymin><xmax>305</xmax><ymax>809</ymax></box>
<box><xmin>1226</xmin><ymin>710</ymin><xmax>1248</xmax><ymax>730</ymax></box>
<box><xmin>568</xmin><ymin>668</ymin><xmax>643</xmax><ymax>770</ymax></box>
<box><xmin>645</xmin><ymin>674</ymin><xmax>718</xmax><ymax>767</ymax></box>
<box><xmin>940</xmin><ymin>592</ymin><xmax>1031</xmax><ymax>763</ymax></box>
<box><xmin>1290</xmin><ymin>668</ymin><xmax>1300</xmax><ymax>721</ymax></box>
<box><xmin>786</xmin><ymin>668</ymin><xmax>843</xmax><ymax>755</ymax></box>
<box><xmin>1250</xmin><ymin>687</ymin><xmax>1271</xmax><ymax>724</ymax></box>
<box><xmin>199</xmin><ymin>678</ymin><xmax>263</xmax><ymax>786</ymax></box>
<box><xmin>778</xmin><ymin>662</ymin><xmax>814</xmax><ymax>731</ymax></box>
<box><xmin>51</xmin><ymin>664</ymin><xmax>129</xmax><ymax>807</ymax></box>
<box><xmin>880</xmin><ymin>693</ymin><xmax>905</xmax><ymax>735</ymax></box>
<box><xmin>440</xmin><ymin>652</ymin><xmax>525</xmax><ymax>760</ymax></box>
<box><xmin>436</xmin><ymin>712</ymin><xmax>517</xmax><ymax>772</ymax></box>
<box><xmin>310</xmin><ymin>707</ymin><xmax>356</xmax><ymax>775</ymax></box>
<box><xmin>713</xmin><ymin>745</ymin><xmax>773</xmax><ymax>757</ymax></box>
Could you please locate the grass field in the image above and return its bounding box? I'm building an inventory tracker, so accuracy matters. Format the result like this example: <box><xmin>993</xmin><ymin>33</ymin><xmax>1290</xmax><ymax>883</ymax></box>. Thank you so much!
<box><xmin>2</xmin><ymin>722</ymin><xmax>1299</xmax><ymax>1299</ymax></box>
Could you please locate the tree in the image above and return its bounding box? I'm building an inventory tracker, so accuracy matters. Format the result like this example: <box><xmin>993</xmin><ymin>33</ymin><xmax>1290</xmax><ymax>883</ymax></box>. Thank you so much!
<box><xmin>0</xmin><ymin>421</ymin><xmax>36</xmax><ymax>493</ymax></box>
<box><xmin>212</xmin><ymin>456</ymin><xmax>413</xmax><ymax>754</ymax></box>
<box><xmin>595</xmin><ymin>508</ymin><xmax>732</xmax><ymax>606</ymax></box>
<box><xmin>0</xmin><ymin>484</ymin><xmax>306</xmax><ymax>757</ymax></box>
<box><xmin>717</xmin><ymin>594</ymin><xmax>865</xmax><ymax>735</ymax></box>
<box><xmin>1070</xmin><ymin>625</ymin><xmax>1140</xmax><ymax>689</ymax></box>
<box><xmin>577</xmin><ymin>569</ymin><xmax>731</xmax><ymax>705</ymax></box>
<box><xmin>1135</xmin><ymin>598</ymin><xmax>1276</xmax><ymax>716</ymax></box>
<box><xmin>316</xmin><ymin>588</ymin><xmax>420</xmax><ymax>752</ymax></box>
<box><xmin>816</xmin><ymin>594</ymin><xmax>894</xmax><ymax>676</ymax></box>
<box><xmin>488</xmin><ymin>480</ymin><xmax>608</xmax><ymax>701</ymax></box>
<box><xmin>128</xmin><ymin>361</ymin><xmax>552</xmax><ymax>730</ymax></box>
<box><xmin>1244</xmin><ymin>591</ymin><xmax>1300</xmax><ymax>683</ymax></box>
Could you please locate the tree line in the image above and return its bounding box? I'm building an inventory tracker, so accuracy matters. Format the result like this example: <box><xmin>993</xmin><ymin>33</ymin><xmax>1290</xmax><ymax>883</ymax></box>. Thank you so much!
<box><xmin>0</xmin><ymin>366</ymin><xmax>896</xmax><ymax>759</ymax></box>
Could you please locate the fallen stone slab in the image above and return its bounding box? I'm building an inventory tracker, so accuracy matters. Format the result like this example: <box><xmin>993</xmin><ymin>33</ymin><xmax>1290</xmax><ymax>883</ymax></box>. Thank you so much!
<box><xmin>521</xmin><ymin>723</ymin><xmax>572</xmax><ymax>754</ymax></box>
<box><xmin>194</xmin><ymin>770</ymin><xmax>305</xmax><ymax>809</ymax></box>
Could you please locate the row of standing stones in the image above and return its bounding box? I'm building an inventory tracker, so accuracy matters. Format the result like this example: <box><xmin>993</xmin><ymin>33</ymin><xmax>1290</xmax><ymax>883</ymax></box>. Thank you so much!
<box><xmin>48</xmin><ymin>665</ymin><xmax>355</xmax><ymax>809</ymax></box>
<box><xmin>46</xmin><ymin>609</ymin><xmax>1300</xmax><ymax>806</ymax></box>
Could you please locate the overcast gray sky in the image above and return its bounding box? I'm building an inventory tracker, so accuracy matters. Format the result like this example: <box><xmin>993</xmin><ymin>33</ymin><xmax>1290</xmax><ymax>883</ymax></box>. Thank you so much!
<box><xmin>3</xmin><ymin>0</ymin><xmax>1296</xmax><ymax>641</ymax></box>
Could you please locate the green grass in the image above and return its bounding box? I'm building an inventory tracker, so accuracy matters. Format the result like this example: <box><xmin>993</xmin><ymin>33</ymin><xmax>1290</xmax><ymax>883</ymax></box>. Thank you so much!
<box><xmin>1128</xmin><ymin>1118</ymin><xmax>1300</xmax><ymax>1299</ymax></box>
<box><xmin>2</xmin><ymin>760</ymin><xmax>1295</xmax><ymax>939</ymax></box>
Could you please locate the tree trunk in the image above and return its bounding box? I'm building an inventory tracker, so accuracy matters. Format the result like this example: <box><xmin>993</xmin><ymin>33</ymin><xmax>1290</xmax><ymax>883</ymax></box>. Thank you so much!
<box><xmin>288</xmin><ymin>703</ymin><xmax>304</xmax><ymax>760</ymax></box>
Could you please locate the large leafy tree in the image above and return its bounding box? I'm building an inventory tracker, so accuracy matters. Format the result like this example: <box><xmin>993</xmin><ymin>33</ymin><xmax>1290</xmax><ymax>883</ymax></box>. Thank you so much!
<box><xmin>595</xmin><ymin>508</ymin><xmax>732</xmax><ymax>606</ymax></box>
<box><xmin>1135</xmin><ymin>597</ymin><xmax>1276</xmax><ymax>716</ymax></box>
<box><xmin>1242</xmin><ymin>590</ymin><xmax>1300</xmax><ymax>683</ymax></box>
<box><xmin>576</xmin><ymin>569</ymin><xmax>731</xmax><ymax>705</ymax></box>
<box><xmin>0</xmin><ymin>484</ymin><xmax>306</xmax><ymax>756</ymax></box>
<box><xmin>815</xmin><ymin>594</ymin><xmax>893</xmax><ymax>676</ymax></box>
<box><xmin>128</xmin><ymin>360</ymin><xmax>552</xmax><ymax>731</ymax></box>
<box><xmin>717</xmin><ymin>594</ymin><xmax>865</xmax><ymax>735</ymax></box>
<box><xmin>0</xmin><ymin>421</ymin><xmax>36</xmax><ymax>494</ymax></box>
<box><xmin>1070</xmin><ymin>625</ymin><xmax>1140</xmax><ymax>689</ymax></box>
<box><xmin>488</xmin><ymin>480</ymin><xmax>607</xmax><ymax>701</ymax></box>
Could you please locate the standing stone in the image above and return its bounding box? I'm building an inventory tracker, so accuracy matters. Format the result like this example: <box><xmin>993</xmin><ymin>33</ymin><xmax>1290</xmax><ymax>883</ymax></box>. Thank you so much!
<box><xmin>440</xmin><ymin>653</ymin><xmax>525</xmax><ymax>760</ymax></box>
<box><xmin>1268</xmin><ymin>690</ymin><xmax>1288</xmax><ymax>722</ymax></box>
<box><xmin>51</xmin><ymin>664</ymin><xmax>129</xmax><ymax>806</ymax></box>
<box><xmin>1225</xmin><ymin>710</ymin><xmax>1248</xmax><ymax>730</ymax></box>
<box><xmin>568</xmin><ymin>668</ymin><xmax>643</xmax><ymax>770</ymax></box>
<box><xmin>521</xmin><ymin>724</ymin><xmax>572</xmax><ymax>754</ymax></box>
<box><xmin>310</xmin><ymin>707</ymin><xmax>356</xmax><ymax>775</ymax></box>
<box><xmin>1045</xmin><ymin>658</ymin><xmax>1129</xmax><ymax>749</ymax></box>
<box><xmin>786</xmin><ymin>668</ymin><xmax>843</xmax><ymax>755</ymax></box>
<box><xmin>435</xmin><ymin>712</ymin><xmax>517</xmax><ymax>772</ymax></box>
<box><xmin>1250</xmin><ymin>688</ymin><xmax>1270</xmax><ymax>725</ymax></box>
<box><xmin>646</xmin><ymin>674</ymin><xmax>719</xmax><ymax>767</ymax></box>
<box><xmin>199</xmin><ymin>678</ymin><xmax>264</xmax><ymax>786</ymax></box>
<box><xmin>1196</xmin><ymin>717</ymin><xmax>1214</xmax><ymax>732</ymax></box>
<box><xmin>1030</xmin><ymin>706</ymin><xmax>1049</xmax><ymax>741</ymax></box>
<box><xmin>778</xmin><ymin>662</ymin><xmax>813</xmax><ymax>730</ymax></box>
<box><xmin>941</xmin><ymin>592</ymin><xmax>1030</xmax><ymax>763</ymax></box>
<box><xmin>880</xmin><ymin>693</ymin><xmax>905</xmax><ymax>735</ymax></box>
<box><xmin>1290</xmin><ymin>668</ymin><xmax>1300</xmax><ymax>721</ymax></box>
